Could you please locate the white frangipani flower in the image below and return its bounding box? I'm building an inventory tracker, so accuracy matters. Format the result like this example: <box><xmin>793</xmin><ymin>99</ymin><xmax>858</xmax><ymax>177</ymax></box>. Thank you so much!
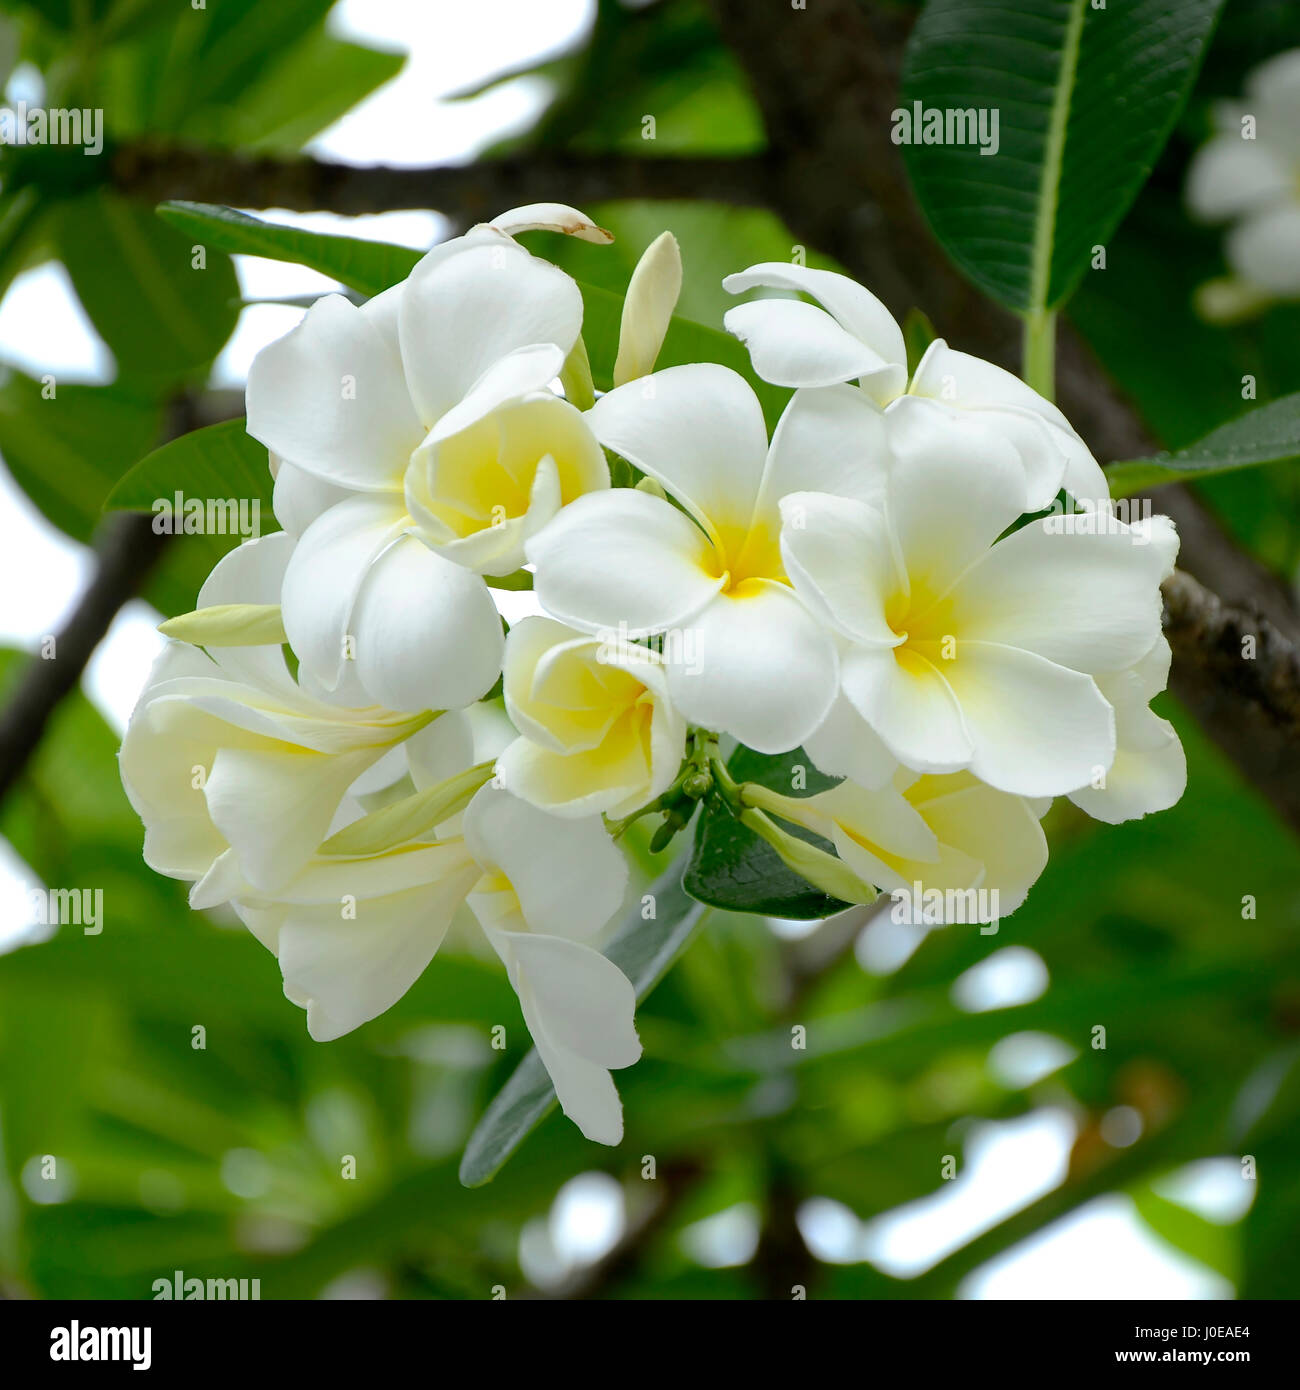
<box><xmin>528</xmin><ymin>364</ymin><xmax>901</xmax><ymax>754</ymax></box>
<box><xmin>496</xmin><ymin>616</ymin><xmax>687</xmax><ymax>818</ymax></box>
<box><xmin>230</xmin><ymin>718</ymin><xmax>638</xmax><ymax>1143</ymax></box>
<box><xmin>246</xmin><ymin>205</ymin><xmax>610</xmax><ymax>713</ymax></box>
<box><xmin>752</xmin><ymin>768</ymin><xmax>1049</xmax><ymax>923</ymax></box>
<box><xmin>119</xmin><ymin>534</ymin><xmax>434</xmax><ymax>904</ymax></box>
<box><xmin>779</xmin><ymin>399</ymin><xmax>1177</xmax><ymax>797</ymax></box>
<box><xmin>119</xmin><ymin>205</ymin><xmax>1200</xmax><ymax>1155</ymax></box>
<box><xmin>722</xmin><ymin>261</ymin><xmax>1110</xmax><ymax>510</ymax></box>
<box><xmin>1067</xmin><ymin>635</ymin><xmax>1187</xmax><ymax>824</ymax></box>
<box><xmin>404</xmin><ymin>386</ymin><xmax>608</xmax><ymax>577</ymax></box>
<box><xmin>1187</xmin><ymin>49</ymin><xmax>1300</xmax><ymax>298</ymax></box>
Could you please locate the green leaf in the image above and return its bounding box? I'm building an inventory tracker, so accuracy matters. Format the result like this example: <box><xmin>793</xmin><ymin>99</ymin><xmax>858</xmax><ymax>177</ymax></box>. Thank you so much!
<box><xmin>903</xmin><ymin>307</ymin><xmax>937</xmax><ymax>377</ymax></box>
<box><xmin>457</xmin><ymin>861</ymin><xmax>709</xmax><ymax>1187</ymax></box>
<box><xmin>54</xmin><ymin>193</ymin><xmax>240</xmax><ymax>388</ymax></box>
<box><xmin>105</xmin><ymin>417</ymin><xmax>274</xmax><ymax>519</ymax></box>
<box><xmin>684</xmin><ymin>745</ymin><xmax>846</xmax><ymax>919</ymax></box>
<box><xmin>191</xmin><ymin>32</ymin><xmax>404</xmax><ymax>154</ymax></box>
<box><xmin>0</xmin><ymin>368</ymin><xmax>250</xmax><ymax>615</ymax></box>
<box><xmin>1238</xmin><ymin>1046</ymin><xmax>1300</xmax><ymax>1298</ymax></box>
<box><xmin>0</xmin><ymin>367</ymin><xmax>162</xmax><ymax>542</ymax></box>
<box><xmin>103</xmin><ymin>0</ymin><xmax>337</xmax><ymax>135</ymax></box>
<box><xmin>156</xmin><ymin>202</ymin><xmax>421</xmax><ymax>300</ymax></box>
<box><xmin>901</xmin><ymin>0</ymin><xmax>1223</xmax><ymax>314</ymax></box>
<box><xmin>154</xmin><ymin>202</ymin><xmax>791</xmax><ymax>427</ymax></box>
<box><xmin>1133</xmin><ymin>1187</ymin><xmax>1237</xmax><ymax>1283</ymax></box>
<box><xmin>1105</xmin><ymin>392</ymin><xmax>1300</xmax><ymax>496</ymax></box>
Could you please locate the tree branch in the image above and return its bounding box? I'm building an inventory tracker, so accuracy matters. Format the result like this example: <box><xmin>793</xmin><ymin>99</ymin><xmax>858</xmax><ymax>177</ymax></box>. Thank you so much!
<box><xmin>104</xmin><ymin>144</ymin><xmax>774</xmax><ymax>217</ymax></box>
<box><xmin>0</xmin><ymin>393</ymin><xmax>234</xmax><ymax>811</ymax></box>
<box><xmin>0</xmin><ymin>512</ymin><xmax>167</xmax><ymax>806</ymax></box>
<box><xmin>1162</xmin><ymin>570</ymin><xmax>1300</xmax><ymax>828</ymax></box>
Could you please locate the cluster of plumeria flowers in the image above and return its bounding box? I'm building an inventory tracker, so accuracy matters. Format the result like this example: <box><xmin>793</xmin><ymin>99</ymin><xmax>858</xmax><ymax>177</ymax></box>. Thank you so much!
<box><xmin>121</xmin><ymin>202</ymin><xmax>1186</xmax><ymax>1144</ymax></box>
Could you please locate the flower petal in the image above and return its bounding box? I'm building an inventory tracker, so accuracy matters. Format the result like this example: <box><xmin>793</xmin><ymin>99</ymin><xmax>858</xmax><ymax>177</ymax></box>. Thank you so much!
<box><xmin>906</xmin><ymin>772</ymin><xmax>1048</xmax><ymax>915</ymax></box>
<box><xmin>502</xmin><ymin>932</ymin><xmax>641</xmax><ymax>1069</ymax></box>
<box><xmin>484</xmin><ymin>927</ymin><xmax>626</xmax><ymax>1144</ymax></box>
<box><xmin>755</xmin><ymin>385</ymin><xmax>890</xmax><ymax>534</ymax></box>
<box><xmin>409</xmin><ymin>390</ymin><xmax>607</xmax><ymax>575</ymax></box>
<box><xmin>723</xmin><ymin>298</ymin><xmax>906</xmax><ymax>396</ymax></box>
<box><xmin>907</xmin><ymin>340</ymin><xmax>1097</xmax><ymax>509</ymax></box>
<box><xmin>665</xmin><ymin>581</ymin><xmax>838</xmax><ymax>754</ymax></box>
<box><xmin>196</xmin><ymin>531</ymin><xmax>296</xmax><ymax>689</ymax></box>
<box><xmin>463</xmin><ymin>785</ymin><xmax>628</xmax><ymax>941</ymax></box>
<box><xmin>1068</xmin><ymin>636</ymin><xmax>1185</xmax><ymax>823</ymax></box>
<box><xmin>273</xmin><ymin>873</ymin><xmax>477</xmax><ymax>1041</ymax></box>
<box><xmin>120</xmin><ymin>647</ymin><xmax>242</xmax><ymax>880</ymax></box>
<box><xmin>1186</xmin><ymin>135</ymin><xmax>1292</xmax><ymax>221</ymax></box>
<box><xmin>205</xmin><ymin>743</ymin><xmax>376</xmax><ymax>893</ymax></box>
<box><xmin>884</xmin><ymin>396</ymin><xmax>1029</xmax><ymax>596</ymax></box>
<box><xmin>423</xmin><ymin>343</ymin><xmax>567</xmax><ymax>446</ymax></box>
<box><xmin>487</xmin><ymin>202</ymin><xmax>613</xmax><ymax>244</ymax></box>
<box><xmin>950</xmin><ymin>517</ymin><xmax>1173</xmax><ymax>674</ymax></box>
<box><xmin>246</xmin><ymin>292</ymin><xmax>422</xmax><ymax>491</ymax></box>
<box><xmin>1227</xmin><ymin>202</ymin><xmax>1300</xmax><ymax>295</ymax></box>
<box><xmin>840</xmin><ymin>644</ymin><xmax>973</xmax><ymax>774</ymax></box>
<box><xmin>406</xmin><ymin>709</ymin><xmax>477</xmax><ymax>790</ymax></box>
<box><xmin>350</xmin><ymin>534</ymin><xmax>504</xmax><ymax>712</ymax></box>
<box><xmin>588</xmin><ymin>363</ymin><xmax>768</xmax><ymax>556</ymax></box>
<box><xmin>399</xmin><ymin>239</ymin><xmax>583</xmax><ymax>425</ymax></box>
<box><xmin>779</xmin><ymin>491</ymin><xmax>901</xmax><ymax>648</ymax></box>
<box><xmin>281</xmin><ymin>492</ymin><xmax>409</xmax><ymax>694</ymax></box>
<box><xmin>940</xmin><ymin>641</ymin><xmax>1114</xmax><ymax>796</ymax></box>
<box><xmin>528</xmin><ymin>488</ymin><xmax>724</xmax><ymax>637</ymax></box>
<box><xmin>272</xmin><ymin>460</ymin><xmax>357</xmax><ymax>537</ymax></box>
<box><xmin>803</xmin><ymin>688</ymin><xmax>898</xmax><ymax>789</ymax></box>
<box><xmin>1068</xmin><ymin>725</ymin><xmax>1185</xmax><ymax>824</ymax></box>
<box><xmin>723</xmin><ymin>262</ymin><xmax>906</xmax><ymax>399</ymax></box>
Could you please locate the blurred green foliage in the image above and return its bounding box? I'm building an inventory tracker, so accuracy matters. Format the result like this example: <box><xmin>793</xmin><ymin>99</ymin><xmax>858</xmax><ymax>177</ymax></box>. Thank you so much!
<box><xmin>0</xmin><ymin>0</ymin><xmax>1296</xmax><ymax>1299</ymax></box>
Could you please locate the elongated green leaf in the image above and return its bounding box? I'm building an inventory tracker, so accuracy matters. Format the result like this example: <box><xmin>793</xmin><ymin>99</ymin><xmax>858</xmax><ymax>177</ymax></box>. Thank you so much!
<box><xmin>192</xmin><ymin>33</ymin><xmax>404</xmax><ymax>153</ymax></box>
<box><xmin>1133</xmin><ymin>1188</ymin><xmax>1237</xmax><ymax>1283</ymax></box>
<box><xmin>684</xmin><ymin>745</ymin><xmax>845</xmax><ymax>919</ymax></box>
<box><xmin>1105</xmin><ymin>392</ymin><xmax>1300</xmax><ymax>496</ymax></box>
<box><xmin>105</xmin><ymin>417</ymin><xmax>274</xmax><ymax>519</ymax></box>
<box><xmin>0</xmin><ymin>367</ymin><xmax>162</xmax><ymax>542</ymax></box>
<box><xmin>157</xmin><ymin>202</ymin><xmax>421</xmax><ymax>300</ymax></box>
<box><xmin>901</xmin><ymin>0</ymin><xmax>1223</xmax><ymax>313</ymax></box>
<box><xmin>112</xmin><ymin>0</ymin><xmax>336</xmax><ymax>134</ymax></box>
<box><xmin>56</xmin><ymin>193</ymin><xmax>240</xmax><ymax>387</ymax></box>
<box><xmin>154</xmin><ymin>202</ymin><xmax>790</xmax><ymax>426</ymax></box>
<box><xmin>1238</xmin><ymin>1046</ymin><xmax>1300</xmax><ymax>1298</ymax></box>
<box><xmin>0</xmin><ymin>369</ymin><xmax>253</xmax><ymax>615</ymax></box>
<box><xmin>458</xmin><ymin>861</ymin><xmax>709</xmax><ymax>1187</ymax></box>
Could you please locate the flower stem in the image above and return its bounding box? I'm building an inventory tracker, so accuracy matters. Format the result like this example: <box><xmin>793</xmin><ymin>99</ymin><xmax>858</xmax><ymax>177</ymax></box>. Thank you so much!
<box><xmin>1021</xmin><ymin>306</ymin><xmax>1057</xmax><ymax>401</ymax></box>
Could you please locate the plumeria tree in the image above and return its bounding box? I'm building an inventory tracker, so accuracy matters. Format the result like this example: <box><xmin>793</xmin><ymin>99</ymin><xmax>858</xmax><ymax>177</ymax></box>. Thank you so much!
<box><xmin>1</xmin><ymin>0</ymin><xmax>1300</xmax><ymax>1302</ymax></box>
